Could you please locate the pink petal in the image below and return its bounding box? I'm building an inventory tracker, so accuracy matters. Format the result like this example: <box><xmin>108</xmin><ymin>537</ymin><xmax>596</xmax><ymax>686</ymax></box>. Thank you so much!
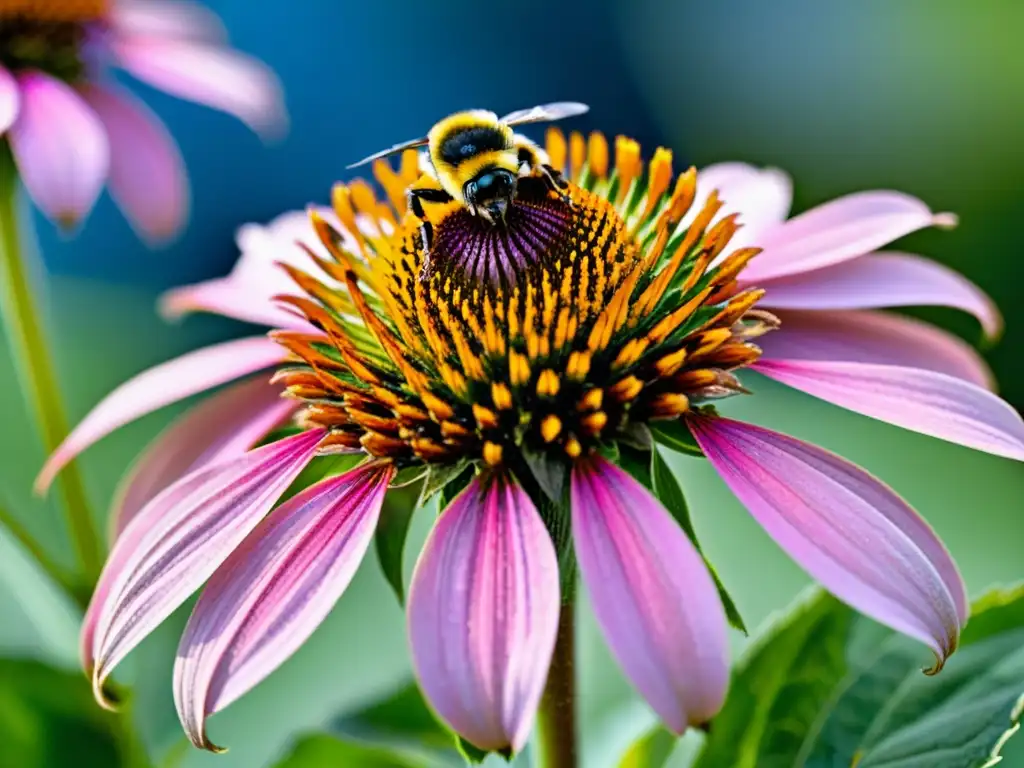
<box><xmin>79</xmin><ymin>84</ymin><xmax>189</xmax><ymax>242</ymax></box>
<box><xmin>111</xmin><ymin>37</ymin><xmax>286</xmax><ymax>138</ymax></box>
<box><xmin>109</xmin><ymin>0</ymin><xmax>227</xmax><ymax>41</ymax></box>
<box><xmin>36</xmin><ymin>336</ymin><xmax>287</xmax><ymax>494</ymax></box>
<box><xmin>752</xmin><ymin>252</ymin><xmax>1002</xmax><ymax>340</ymax></box>
<box><xmin>8</xmin><ymin>71</ymin><xmax>108</xmax><ymax>227</ymax></box>
<box><xmin>689</xmin><ymin>415</ymin><xmax>967</xmax><ymax>665</ymax></box>
<box><xmin>407</xmin><ymin>475</ymin><xmax>560</xmax><ymax>752</ymax></box>
<box><xmin>0</xmin><ymin>65</ymin><xmax>20</xmax><ymax>132</ymax></box>
<box><xmin>86</xmin><ymin>429</ymin><xmax>324</xmax><ymax>698</ymax></box>
<box><xmin>174</xmin><ymin>462</ymin><xmax>393</xmax><ymax>750</ymax></box>
<box><xmin>741</xmin><ymin>191</ymin><xmax>956</xmax><ymax>283</ymax></box>
<box><xmin>695</xmin><ymin>162</ymin><xmax>792</xmax><ymax>249</ymax></box>
<box><xmin>571</xmin><ymin>456</ymin><xmax>729</xmax><ymax>732</ymax></box>
<box><xmin>757</xmin><ymin>309</ymin><xmax>993</xmax><ymax>389</ymax></box>
<box><xmin>111</xmin><ymin>376</ymin><xmax>297</xmax><ymax>540</ymax></box>
<box><xmin>753</xmin><ymin>359</ymin><xmax>1024</xmax><ymax>462</ymax></box>
<box><xmin>159</xmin><ymin>276</ymin><xmax>306</xmax><ymax>329</ymax></box>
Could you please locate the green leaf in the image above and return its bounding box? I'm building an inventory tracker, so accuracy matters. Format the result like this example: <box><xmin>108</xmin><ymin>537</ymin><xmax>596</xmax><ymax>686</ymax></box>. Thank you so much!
<box><xmin>375</xmin><ymin>482</ymin><xmax>422</xmax><ymax>605</ymax></box>
<box><xmin>439</xmin><ymin>464</ymin><xmax>475</xmax><ymax>511</ymax></box>
<box><xmin>418</xmin><ymin>461</ymin><xmax>468</xmax><ymax>508</ymax></box>
<box><xmin>650</xmin><ymin>448</ymin><xmax>746</xmax><ymax>633</ymax></box>
<box><xmin>649</xmin><ymin>420</ymin><xmax>704</xmax><ymax>458</ymax></box>
<box><xmin>0</xmin><ymin>658</ymin><xmax>125</xmax><ymax>767</ymax></box>
<box><xmin>457</xmin><ymin>735</ymin><xmax>512</xmax><ymax>763</ymax></box>
<box><xmin>617</xmin><ymin>725</ymin><xmax>677</xmax><ymax>768</ymax></box>
<box><xmin>272</xmin><ymin>733</ymin><xmax>430</xmax><ymax>767</ymax></box>
<box><xmin>697</xmin><ymin>584</ymin><xmax>1024</xmax><ymax>768</ymax></box>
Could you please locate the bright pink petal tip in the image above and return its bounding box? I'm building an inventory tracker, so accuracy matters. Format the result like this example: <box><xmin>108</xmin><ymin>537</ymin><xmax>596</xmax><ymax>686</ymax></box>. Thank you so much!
<box><xmin>112</xmin><ymin>38</ymin><xmax>287</xmax><ymax>139</ymax></box>
<box><xmin>36</xmin><ymin>336</ymin><xmax>287</xmax><ymax>495</ymax></box>
<box><xmin>174</xmin><ymin>462</ymin><xmax>393</xmax><ymax>751</ymax></box>
<box><xmin>757</xmin><ymin>309</ymin><xmax>994</xmax><ymax>389</ymax></box>
<box><xmin>408</xmin><ymin>475</ymin><xmax>560</xmax><ymax>752</ymax></box>
<box><xmin>0</xmin><ymin>65</ymin><xmax>20</xmax><ymax>132</ymax></box>
<box><xmin>111</xmin><ymin>377</ymin><xmax>297</xmax><ymax>540</ymax></box>
<box><xmin>753</xmin><ymin>359</ymin><xmax>1024</xmax><ymax>462</ymax></box>
<box><xmin>80</xmin><ymin>84</ymin><xmax>189</xmax><ymax>242</ymax></box>
<box><xmin>688</xmin><ymin>415</ymin><xmax>966</xmax><ymax>665</ymax></box>
<box><xmin>84</xmin><ymin>429</ymin><xmax>324</xmax><ymax>699</ymax></box>
<box><xmin>742</xmin><ymin>191</ymin><xmax>952</xmax><ymax>282</ymax></box>
<box><xmin>8</xmin><ymin>71</ymin><xmax>108</xmax><ymax>227</ymax></box>
<box><xmin>571</xmin><ymin>456</ymin><xmax>729</xmax><ymax>732</ymax></box>
<box><xmin>754</xmin><ymin>252</ymin><xmax>1002</xmax><ymax>340</ymax></box>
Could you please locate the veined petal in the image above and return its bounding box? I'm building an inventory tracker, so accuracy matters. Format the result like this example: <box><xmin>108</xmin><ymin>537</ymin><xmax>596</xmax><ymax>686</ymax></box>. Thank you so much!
<box><xmin>571</xmin><ymin>456</ymin><xmax>729</xmax><ymax>732</ymax></box>
<box><xmin>111</xmin><ymin>37</ymin><xmax>286</xmax><ymax>138</ymax></box>
<box><xmin>79</xmin><ymin>84</ymin><xmax>189</xmax><ymax>242</ymax></box>
<box><xmin>0</xmin><ymin>65</ymin><xmax>19</xmax><ymax>132</ymax></box>
<box><xmin>695</xmin><ymin>162</ymin><xmax>792</xmax><ymax>249</ymax></box>
<box><xmin>86</xmin><ymin>429</ymin><xmax>324</xmax><ymax>699</ymax></box>
<box><xmin>753</xmin><ymin>359</ymin><xmax>1024</xmax><ymax>462</ymax></box>
<box><xmin>757</xmin><ymin>309</ymin><xmax>993</xmax><ymax>388</ymax></box>
<box><xmin>111</xmin><ymin>377</ymin><xmax>296</xmax><ymax>539</ymax></box>
<box><xmin>174</xmin><ymin>462</ymin><xmax>393</xmax><ymax>751</ymax></box>
<box><xmin>753</xmin><ymin>252</ymin><xmax>1002</xmax><ymax>339</ymax></box>
<box><xmin>742</xmin><ymin>191</ymin><xmax>956</xmax><ymax>282</ymax></box>
<box><xmin>109</xmin><ymin>0</ymin><xmax>227</xmax><ymax>41</ymax></box>
<box><xmin>688</xmin><ymin>415</ymin><xmax>966</xmax><ymax>665</ymax></box>
<box><xmin>36</xmin><ymin>336</ymin><xmax>287</xmax><ymax>494</ymax></box>
<box><xmin>407</xmin><ymin>475</ymin><xmax>560</xmax><ymax>752</ymax></box>
<box><xmin>8</xmin><ymin>71</ymin><xmax>108</xmax><ymax>227</ymax></box>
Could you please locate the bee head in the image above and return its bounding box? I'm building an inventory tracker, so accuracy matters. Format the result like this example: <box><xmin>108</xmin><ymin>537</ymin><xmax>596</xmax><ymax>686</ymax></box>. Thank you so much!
<box><xmin>464</xmin><ymin>169</ymin><xmax>517</xmax><ymax>226</ymax></box>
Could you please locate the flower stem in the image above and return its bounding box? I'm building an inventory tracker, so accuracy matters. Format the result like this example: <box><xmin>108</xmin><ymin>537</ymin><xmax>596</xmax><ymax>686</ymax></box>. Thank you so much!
<box><xmin>536</xmin><ymin>602</ymin><xmax>578</xmax><ymax>768</ymax></box>
<box><xmin>0</xmin><ymin>146</ymin><xmax>102</xmax><ymax>582</ymax></box>
<box><xmin>0</xmin><ymin>500</ymin><xmax>76</xmax><ymax>596</ymax></box>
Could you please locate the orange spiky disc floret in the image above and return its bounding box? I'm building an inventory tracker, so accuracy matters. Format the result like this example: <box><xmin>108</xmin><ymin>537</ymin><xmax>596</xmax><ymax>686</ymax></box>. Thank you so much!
<box><xmin>0</xmin><ymin>0</ymin><xmax>107</xmax><ymax>20</ymax></box>
<box><xmin>273</xmin><ymin>136</ymin><xmax>776</xmax><ymax>471</ymax></box>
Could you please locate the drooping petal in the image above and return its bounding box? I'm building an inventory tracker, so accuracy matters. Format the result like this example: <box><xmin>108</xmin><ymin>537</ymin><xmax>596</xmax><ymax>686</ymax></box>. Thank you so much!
<box><xmin>753</xmin><ymin>359</ymin><xmax>1024</xmax><ymax>462</ymax></box>
<box><xmin>8</xmin><ymin>72</ymin><xmax>108</xmax><ymax>227</ymax></box>
<box><xmin>695</xmin><ymin>162</ymin><xmax>793</xmax><ymax>248</ymax></box>
<box><xmin>174</xmin><ymin>462</ymin><xmax>393</xmax><ymax>751</ymax></box>
<box><xmin>79</xmin><ymin>84</ymin><xmax>189</xmax><ymax>242</ymax></box>
<box><xmin>407</xmin><ymin>475</ymin><xmax>560</xmax><ymax>752</ymax></box>
<box><xmin>688</xmin><ymin>415</ymin><xmax>966</xmax><ymax>665</ymax></box>
<box><xmin>111</xmin><ymin>37</ymin><xmax>286</xmax><ymax>138</ymax></box>
<box><xmin>111</xmin><ymin>377</ymin><xmax>297</xmax><ymax>539</ymax></box>
<box><xmin>109</xmin><ymin>0</ymin><xmax>227</xmax><ymax>41</ymax></box>
<box><xmin>0</xmin><ymin>65</ymin><xmax>20</xmax><ymax>133</ymax></box>
<box><xmin>757</xmin><ymin>309</ymin><xmax>993</xmax><ymax>388</ymax></box>
<box><xmin>159</xmin><ymin>276</ymin><xmax>306</xmax><ymax>329</ymax></box>
<box><xmin>86</xmin><ymin>429</ymin><xmax>324</xmax><ymax>698</ymax></box>
<box><xmin>741</xmin><ymin>191</ymin><xmax>956</xmax><ymax>283</ymax></box>
<box><xmin>571</xmin><ymin>456</ymin><xmax>729</xmax><ymax>732</ymax></box>
<box><xmin>36</xmin><ymin>336</ymin><xmax>287</xmax><ymax>494</ymax></box>
<box><xmin>752</xmin><ymin>252</ymin><xmax>1002</xmax><ymax>339</ymax></box>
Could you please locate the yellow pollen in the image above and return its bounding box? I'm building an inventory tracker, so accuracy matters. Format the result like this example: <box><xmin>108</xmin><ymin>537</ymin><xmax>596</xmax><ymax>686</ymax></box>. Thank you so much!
<box><xmin>546</xmin><ymin>127</ymin><xmax>567</xmax><ymax>172</ymax></box>
<box><xmin>536</xmin><ymin>369</ymin><xmax>561</xmax><ymax>398</ymax></box>
<box><xmin>614</xmin><ymin>136</ymin><xmax>642</xmax><ymax>201</ymax></box>
<box><xmin>588</xmin><ymin>132</ymin><xmax>609</xmax><ymax>178</ymax></box>
<box><xmin>564</xmin><ymin>438</ymin><xmax>583</xmax><ymax>458</ymax></box>
<box><xmin>541</xmin><ymin>415</ymin><xmax>562</xmax><ymax>443</ymax></box>
<box><xmin>610</xmin><ymin>376</ymin><xmax>644</xmax><ymax>402</ymax></box>
<box><xmin>472</xmin><ymin>404</ymin><xmax>499</xmax><ymax>430</ymax></box>
<box><xmin>566</xmin><ymin>350</ymin><xmax>592</xmax><ymax>381</ymax></box>
<box><xmin>648</xmin><ymin>393</ymin><xmax>690</xmax><ymax>418</ymax></box>
<box><xmin>491</xmin><ymin>382</ymin><xmax>513</xmax><ymax>410</ymax></box>
<box><xmin>509</xmin><ymin>350</ymin><xmax>531</xmax><ymax>387</ymax></box>
<box><xmin>578</xmin><ymin>388</ymin><xmax>604</xmax><ymax>411</ymax></box>
<box><xmin>569</xmin><ymin>132</ymin><xmax>586</xmax><ymax>178</ymax></box>
<box><xmin>420</xmin><ymin>392</ymin><xmax>454</xmax><ymax>421</ymax></box>
<box><xmin>580</xmin><ymin>411</ymin><xmax>608</xmax><ymax>434</ymax></box>
<box><xmin>483</xmin><ymin>441</ymin><xmax>504</xmax><ymax>466</ymax></box>
<box><xmin>654</xmin><ymin>347</ymin><xmax>689</xmax><ymax>377</ymax></box>
<box><xmin>644</xmin><ymin>148</ymin><xmax>674</xmax><ymax>216</ymax></box>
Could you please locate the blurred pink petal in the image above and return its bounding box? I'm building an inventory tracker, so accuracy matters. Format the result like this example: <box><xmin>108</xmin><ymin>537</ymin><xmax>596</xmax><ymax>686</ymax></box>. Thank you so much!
<box><xmin>696</xmin><ymin>162</ymin><xmax>792</xmax><ymax>248</ymax></box>
<box><xmin>79</xmin><ymin>84</ymin><xmax>189</xmax><ymax>242</ymax></box>
<box><xmin>36</xmin><ymin>336</ymin><xmax>287</xmax><ymax>494</ymax></box>
<box><xmin>757</xmin><ymin>309</ymin><xmax>993</xmax><ymax>388</ymax></box>
<box><xmin>174</xmin><ymin>463</ymin><xmax>392</xmax><ymax>751</ymax></box>
<box><xmin>689</xmin><ymin>415</ymin><xmax>966</xmax><ymax>665</ymax></box>
<box><xmin>0</xmin><ymin>65</ymin><xmax>19</xmax><ymax>132</ymax></box>
<box><xmin>86</xmin><ymin>429</ymin><xmax>323</xmax><ymax>699</ymax></box>
<box><xmin>8</xmin><ymin>72</ymin><xmax>108</xmax><ymax>227</ymax></box>
<box><xmin>110</xmin><ymin>0</ymin><xmax>227</xmax><ymax>41</ymax></box>
<box><xmin>753</xmin><ymin>253</ymin><xmax>1002</xmax><ymax>339</ymax></box>
<box><xmin>571</xmin><ymin>456</ymin><xmax>729</xmax><ymax>732</ymax></box>
<box><xmin>111</xmin><ymin>37</ymin><xmax>287</xmax><ymax>138</ymax></box>
<box><xmin>742</xmin><ymin>191</ymin><xmax>956</xmax><ymax>283</ymax></box>
<box><xmin>159</xmin><ymin>276</ymin><xmax>301</xmax><ymax>328</ymax></box>
<box><xmin>753</xmin><ymin>359</ymin><xmax>1024</xmax><ymax>461</ymax></box>
<box><xmin>408</xmin><ymin>475</ymin><xmax>560</xmax><ymax>752</ymax></box>
<box><xmin>111</xmin><ymin>377</ymin><xmax>296</xmax><ymax>540</ymax></box>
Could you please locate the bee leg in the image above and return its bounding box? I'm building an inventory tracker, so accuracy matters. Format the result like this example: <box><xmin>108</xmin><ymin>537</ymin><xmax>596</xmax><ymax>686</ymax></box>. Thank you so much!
<box><xmin>518</xmin><ymin>146</ymin><xmax>572</xmax><ymax>204</ymax></box>
<box><xmin>407</xmin><ymin>186</ymin><xmax>453</xmax><ymax>251</ymax></box>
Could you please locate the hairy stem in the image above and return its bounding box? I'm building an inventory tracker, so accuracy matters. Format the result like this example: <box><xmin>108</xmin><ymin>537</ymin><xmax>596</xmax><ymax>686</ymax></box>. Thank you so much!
<box><xmin>0</xmin><ymin>147</ymin><xmax>101</xmax><ymax>582</ymax></box>
<box><xmin>536</xmin><ymin>602</ymin><xmax>578</xmax><ymax>768</ymax></box>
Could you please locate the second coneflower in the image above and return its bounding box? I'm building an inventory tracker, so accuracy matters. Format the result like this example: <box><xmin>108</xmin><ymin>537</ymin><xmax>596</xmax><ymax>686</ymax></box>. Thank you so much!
<box><xmin>41</xmin><ymin>117</ymin><xmax>1024</xmax><ymax>755</ymax></box>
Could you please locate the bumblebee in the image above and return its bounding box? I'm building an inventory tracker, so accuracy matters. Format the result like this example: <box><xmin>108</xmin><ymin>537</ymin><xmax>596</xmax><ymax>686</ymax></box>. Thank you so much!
<box><xmin>348</xmin><ymin>102</ymin><xmax>588</xmax><ymax>249</ymax></box>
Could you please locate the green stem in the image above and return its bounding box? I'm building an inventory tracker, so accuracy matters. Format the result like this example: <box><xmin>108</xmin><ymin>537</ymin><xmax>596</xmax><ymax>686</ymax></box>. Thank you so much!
<box><xmin>536</xmin><ymin>602</ymin><xmax>578</xmax><ymax>768</ymax></box>
<box><xmin>0</xmin><ymin>501</ymin><xmax>77</xmax><ymax>598</ymax></box>
<box><xmin>0</xmin><ymin>147</ymin><xmax>102</xmax><ymax>582</ymax></box>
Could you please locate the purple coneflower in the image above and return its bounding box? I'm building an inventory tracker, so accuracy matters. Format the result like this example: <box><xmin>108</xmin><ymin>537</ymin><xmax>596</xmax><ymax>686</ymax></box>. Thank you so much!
<box><xmin>0</xmin><ymin>0</ymin><xmax>284</xmax><ymax>237</ymax></box>
<box><xmin>40</xmin><ymin>129</ymin><xmax>1024</xmax><ymax>754</ymax></box>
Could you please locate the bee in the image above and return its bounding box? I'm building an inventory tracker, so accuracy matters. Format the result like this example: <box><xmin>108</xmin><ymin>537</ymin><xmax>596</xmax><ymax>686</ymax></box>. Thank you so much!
<box><xmin>348</xmin><ymin>102</ymin><xmax>589</xmax><ymax>251</ymax></box>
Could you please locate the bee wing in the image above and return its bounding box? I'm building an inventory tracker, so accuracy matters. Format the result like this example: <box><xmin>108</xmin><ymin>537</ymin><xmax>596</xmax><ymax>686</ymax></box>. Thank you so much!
<box><xmin>500</xmin><ymin>102</ymin><xmax>590</xmax><ymax>127</ymax></box>
<box><xmin>346</xmin><ymin>137</ymin><xmax>430</xmax><ymax>169</ymax></box>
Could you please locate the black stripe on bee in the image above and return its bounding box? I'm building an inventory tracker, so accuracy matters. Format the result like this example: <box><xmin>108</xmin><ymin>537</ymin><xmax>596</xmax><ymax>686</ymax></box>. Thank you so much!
<box><xmin>438</xmin><ymin>126</ymin><xmax>510</xmax><ymax>166</ymax></box>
